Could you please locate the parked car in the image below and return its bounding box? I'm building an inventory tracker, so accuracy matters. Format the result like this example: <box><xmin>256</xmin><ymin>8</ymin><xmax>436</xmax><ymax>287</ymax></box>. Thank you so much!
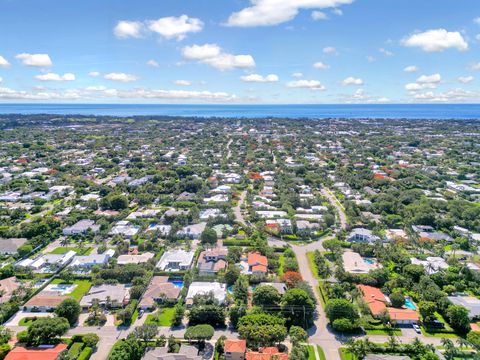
<box><xmin>424</xmin><ymin>320</ymin><xmax>445</xmax><ymax>329</ymax></box>
<box><xmin>138</xmin><ymin>309</ymin><xmax>145</xmax><ymax>318</ymax></box>
<box><xmin>412</xmin><ymin>324</ymin><xmax>421</xmax><ymax>334</ymax></box>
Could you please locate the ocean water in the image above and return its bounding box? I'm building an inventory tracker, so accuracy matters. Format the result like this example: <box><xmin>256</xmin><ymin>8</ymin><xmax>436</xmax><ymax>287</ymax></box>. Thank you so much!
<box><xmin>0</xmin><ymin>103</ymin><xmax>479</xmax><ymax>119</ymax></box>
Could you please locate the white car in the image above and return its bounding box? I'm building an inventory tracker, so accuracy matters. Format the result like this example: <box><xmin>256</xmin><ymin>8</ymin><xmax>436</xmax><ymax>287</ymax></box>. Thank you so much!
<box><xmin>412</xmin><ymin>324</ymin><xmax>421</xmax><ymax>334</ymax></box>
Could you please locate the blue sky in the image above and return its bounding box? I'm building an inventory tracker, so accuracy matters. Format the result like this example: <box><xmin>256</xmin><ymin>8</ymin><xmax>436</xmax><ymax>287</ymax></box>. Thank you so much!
<box><xmin>0</xmin><ymin>0</ymin><xmax>479</xmax><ymax>104</ymax></box>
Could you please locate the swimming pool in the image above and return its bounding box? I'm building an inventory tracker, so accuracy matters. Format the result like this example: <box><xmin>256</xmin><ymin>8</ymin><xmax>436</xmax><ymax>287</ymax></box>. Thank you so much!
<box><xmin>168</xmin><ymin>280</ymin><xmax>184</xmax><ymax>289</ymax></box>
<box><xmin>404</xmin><ymin>298</ymin><xmax>416</xmax><ymax>310</ymax></box>
<box><xmin>363</xmin><ymin>258</ymin><xmax>376</xmax><ymax>265</ymax></box>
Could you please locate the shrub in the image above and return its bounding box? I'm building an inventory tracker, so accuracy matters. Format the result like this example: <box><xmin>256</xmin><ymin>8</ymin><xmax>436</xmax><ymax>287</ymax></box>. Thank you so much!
<box><xmin>83</xmin><ymin>333</ymin><xmax>100</xmax><ymax>347</ymax></box>
<box><xmin>332</xmin><ymin>318</ymin><xmax>358</xmax><ymax>333</ymax></box>
<box><xmin>16</xmin><ymin>330</ymin><xmax>28</xmax><ymax>343</ymax></box>
<box><xmin>78</xmin><ymin>347</ymin><xmax>93</xmax><ymax>360</ymax></box>
<box><xmin>68</xmin><ymin>342</ymin><xmax>84</xmax><ymax>358</ymax></box>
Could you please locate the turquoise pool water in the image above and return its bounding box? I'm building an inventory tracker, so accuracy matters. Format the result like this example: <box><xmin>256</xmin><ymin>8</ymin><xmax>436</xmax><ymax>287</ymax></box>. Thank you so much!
<box><xmin>169</xmin><ymin>280</ymin><xmax>184</xmax><ymax>289</ymax></box>
<box><xmin>363</xmin><ymin>258</ymin><xmax>375</xmax><ymax>265</ymax></box>
<box><xmin>404</xmin><ymin>298</ymin><xmax>416</xmax><ymax>310</ymax></box>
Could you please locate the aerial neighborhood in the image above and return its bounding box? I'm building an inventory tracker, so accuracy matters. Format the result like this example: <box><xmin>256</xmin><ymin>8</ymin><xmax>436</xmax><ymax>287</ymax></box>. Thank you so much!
<box><xmin>0</xmin><ymin>115</ymin><xmax>478</xmax><ymax>360</ymax></box>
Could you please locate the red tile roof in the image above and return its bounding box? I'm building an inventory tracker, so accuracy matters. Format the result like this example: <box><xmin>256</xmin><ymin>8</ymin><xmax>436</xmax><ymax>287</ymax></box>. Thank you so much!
<box><xmin>246</xmin><ymin>347</ymin><xmax>288</xmax><ymax>360</ymax></box>
<box><xmin>388</xmin><ymin>308</ymin><xmax>420</xmax><ymax>322</ymax></box>
<box><xmin>248</xmin><ymin>252</ymin><xmax>267</xmax><ymax>267</ymax></box>
<box><xmin>357</xmin><ymin>285</ymin><xmax>387</xmax><ymax>316</ymax></box>
<box><xmin>224</xmin><ymin>339</ymin><xmax>246</xmax><ymax>353</ymax></box>
<box><xmin>6</xmin><ymin>344</ymin><xmax>68</xmax><ymax>360</ymax></box>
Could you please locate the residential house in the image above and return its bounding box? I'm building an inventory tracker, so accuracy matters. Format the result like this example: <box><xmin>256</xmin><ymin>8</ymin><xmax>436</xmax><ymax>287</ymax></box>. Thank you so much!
<box><xmin>448</xmin><ymin>296</ymin><xmax>480</xmax><ymax>319</ymax></box>
<box><xmin>142</xmin><ymin>345</ymin><xmax>200</xmax><ymax>360</ymax></box>
<box><xmin>245</xmin><ymin>347</ymin><xmax>288</xmax><ymax>360</ymax></box>
<box><xmin>384</xmin><ymin>229</ymin><xmax>408</xmax><ymax>242</ymax></box>
<box><xmin>156</xmin><ymin>250</ymin><xmax>195</xmax><ymax>271</ymax></box>
<box><xmin>80</xmin><ymin>284</ymin><xmax>130</xmax><ymax>309</ymax></box>
<box><xmin>138</xmin><ymin>276</ymin><xmax>181</xmax><ymax>310</ymax></box>
<box><xmin>5</xmin><ymin>344</ymin><xmax>68</xmax><ymax>360</ymax></box>
<box><xmin>146</xmin><ymin>224</ymin><xmax>171</xmax><ymax>237</ymax></box>
<box><xmin>0</xmin><ymin>238</ymin><xmax>27</xmax><ymax>255</ymax></box>
<box><xmin>186</xmin><ymin>282</ymin><xmax>227</xmax><ymax>306</ymax></box>
<box><xmin>224</xmin><ymin>339</ymin><xmax>246</xmax><ymax>360</ymax></box>
<box><xmin>24</xmin><ymin>295</ymin><xmax>69</xmax><ymax>312</ymax></box>
<box><xmin>410</xmin><ymin>257</ymin><xmax>449</xmax><ymax>275</ymax></box>
<box><xmin>68</xmin><ymin>253</ymin><xmax>112</xmax><ymax>270</ymax></box>
<box><xmin>342</xmin><ymin>251</ymin><xmax>381</xmax><ymax>274</ymax></box>
<box><xmin>199</xmin><ymin>209</ymin><xmax>225</xmax><ymax>220</ymax></box>
<box><xmin>109</xmin><ymin>220</ymin><xmax>139</xmax><ymax>238</ymax></box>
<box><xmin>347</xmin><ymin>228</ymin><xmax>380</xmax><ymax>244</ymax></box>
<box><xmin>357</xmin><ymin>285</ymin><xmax>419</xmax><ymax>324</ymax></box>
<box><xmin>0</xmin><ymin>277</ymin><xmax>21</xmax><ymax>303</ymax></box>
<box><xmin>63</xmin><ymin>219</ymin><xmax>100</xmax><ymax>236</ymax></box>
<box><xmin>117</xmin><ymin>252</ymin><xmax>154</xmax><ymax>265</ymax></box>
<box><xmin>176</xmin><ymin>223</ymin><xmax>207</xmax><ymax>240</ymax></box>
<box><xmin>197</xmin><ymin>249</ymin><xmax>228</xmax><ymax>276</ymax></box>
<box><xmin>247</xmin><ymin>252</ymin><xmax>268</xmax><ymax>275</ymax></box>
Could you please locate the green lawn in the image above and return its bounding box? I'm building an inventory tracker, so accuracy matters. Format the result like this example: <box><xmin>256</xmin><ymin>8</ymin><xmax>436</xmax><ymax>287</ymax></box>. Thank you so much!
<box><xmin>278</xmin><ymin>254</ymin><xmax>285</xmax><ymax>277</ymax></box>
<box><xmin>49</xmin><ymin>247</ymin><xmax>93</xmax><ymax>255</ymax></box>
<box><xmin>50</xmin><ymin>279</ymin><xmax>92</xmax><ymax>301</ymax></box>
<box><xmin>145</xmin><ymin>307</ymin><xmax>175</xmax><ymax>327</ymax></box>
<box><xmin>317</xmin><ymin>345</ymin><xmax>326</xmax><ymax>360</ymax></box>
<box><xmin>339</xmin><ymin>348</ymin><xmax>355</xmax><ymax>360</ymax></box>
<box><xmin>365</xmin><ymin>328</ymin><xmax>402</xmax><ymax>335</ymax></box>
<box><xmin>307</xmin><ymin>346</ymin><xmax>316</xmax><ymax>360</ymax></box>
<box><xmin>18</xmin><ymin>316</ymin><xmax>42</xmax><ymax>326</ymax></box>
<box><xmin>307</xmin><ymin>251</ymin><xmax>319</xmax><ymax>280</ymax></box>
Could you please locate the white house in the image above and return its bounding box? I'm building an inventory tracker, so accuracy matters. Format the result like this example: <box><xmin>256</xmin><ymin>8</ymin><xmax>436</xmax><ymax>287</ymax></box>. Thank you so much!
<box><xmin>156</xmin><ymin>250</ymin><xmax>195</xmax><ymax>271</ymax></box>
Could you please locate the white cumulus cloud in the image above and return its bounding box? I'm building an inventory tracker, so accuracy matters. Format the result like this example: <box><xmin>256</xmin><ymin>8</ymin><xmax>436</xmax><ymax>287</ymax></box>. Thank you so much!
<box><xmin>342</xmin><ymin>77</ymin><xmax>363</xmax><ymax>86</ymax></box>
<box><xmin>403</xmin><ymin>65</ymin><xmax>418</xmax><ymax>73</ymax></box>
<box><xmin>458</xmin><ymin>76</ymin><xmax>474</xmax><ymax>84</ymax></box>
<box><xmin>88</xmin><ymin>71</ymin><xmax>100</xmax><ymax>77</ymax></box>
<box><xmin>313</xmin><ymin>61</ymin><xmax>330</xmax><ymax>69</ymax></box>
<box><xmin>286</xmin><ymin>79</ymin><xmax>325</xmax><ymax>90</ymax></box>
<box><xmin>469</xmin><ymin>62</ymin><xmax>480</xmax><ymax>71</ymax></box>
<box><xmin>0</xmin><ymin>56</ymin><xmax>10</xmax><ymax>68</ymax></box>
<box><xmin>35</xmin><ymin>73</ymin><xmax>75</xmax><ymax>81</ymax></box>
<box><xmin>146</xmin><ymin>60</ymin><xmax>159</xmax><ymax>67</ymax></box>
<box><xmin>16</xmin><ymin>53</ymin><xmax>52</xmax><ymax>67</ymax></box>
<box><xmin>311</xmin><ymin>11</ymin><xmax>327</xmax><ymax>20</ymax></box>
<box><xmin>240</xmin><ymin>73</ymin><xmax>279</xmax><ymax>82</ymax></box>
<box><xmin>104</xmin><ymin>72</ymin><xmax>139</xmax><ymax>82</ymax></box>
<box><xmin>147</xmin><ymin>15</ymin><xmax>203</xmax><ymax>41</ymax></box>
<box><xmin>226</xmin><ymin>0</ymin><xmax>353</xmax><ymax>27</ymax></box>
<box><xmin>182</xmin><ymin>43</ymin><xmax>255</xmax><ymax>71</ymax></box>
<box><xmin>174</xmin><ymin>80</ymin><xmax>192</xmax><ymax>86</ymax></box>
<box><xmin>114</xmin><ymin>21</ymin><xmax>144</xmax><ymax>39</ymax></box>
<box><xmin>417</xmin><ymin>73</ymin><xmax>441</xmax><ymax>84</ymax></box>
<box><xmin>401</xmin><ymin>29</ymin><xmax>468</xmax><ymax>52</ymax></box>
<box><xmin>323</xmin><ymin>46</ymin><xmax>337</xmax><ymax>55</ymax></box>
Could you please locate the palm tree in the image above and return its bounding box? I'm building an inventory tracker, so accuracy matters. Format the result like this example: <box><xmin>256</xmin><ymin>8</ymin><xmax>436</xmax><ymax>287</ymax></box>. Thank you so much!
<box><xmin>457</xmin><ymin>337</ymin><xmax>470</xmax><ymax>350</ymax></box>
<box><xmin>60</xmin><ymin>237</ymin><xmax>69</xmax><ymax>247</ymax></box>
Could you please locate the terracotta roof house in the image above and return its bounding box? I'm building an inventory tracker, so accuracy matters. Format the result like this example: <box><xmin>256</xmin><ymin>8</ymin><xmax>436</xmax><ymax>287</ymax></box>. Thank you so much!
<box><xmin>0</xmin><ymin>277</ymin><xmax>21</xmax><ymax>304</ymax></box>
<box><xmin>197</xmin><ymin>249</ymin><xmax>228</xmax><ymax>276</ymax></box>
<box><xmin>387</xmin><ymin>308</ymin><xmax>420</xmax><ymax>324</ymax></box>
<box><xmin>5</xmin><ymin>344</ymin><xmax>68</xmax><ymax>360</ymax></box>
<box><xmin>224</xmin><ymin>339</ymin><xmax>246</xmax><ymax>360</ymax></box>
<box><xmin>139</xmin><ymin>276</ymin><xmax>181</xmax><ymax>310</ymax></box>
<box><xmin>23</xmin><ymin>295</ymin><xmax>68</xmax><ymax>312</ymax></box>
<box><xmin>357</xmin><ymin>285</ymin><xmax>419</xmax><ymax>324</ymax></box>
<box><xmin>357</xmin><ymin>285</ymin><xmax>387</xmax><ymax>317</ymax></box>
<box><xmin>247</xmin><ymin>252</ymin><xmax>268</xmax><ymax>274</ymax></box>
<box><xmin>246</xmin><ymin>347</ymin><xmax>288</xmax><ymax>360</ymax></box>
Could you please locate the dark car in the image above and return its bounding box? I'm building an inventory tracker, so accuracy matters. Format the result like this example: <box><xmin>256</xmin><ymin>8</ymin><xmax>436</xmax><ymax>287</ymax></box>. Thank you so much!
<box><xmin>425</xmin><ymin>320</ymin><xmax>445</xmax><ymax>329</ymax></box>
